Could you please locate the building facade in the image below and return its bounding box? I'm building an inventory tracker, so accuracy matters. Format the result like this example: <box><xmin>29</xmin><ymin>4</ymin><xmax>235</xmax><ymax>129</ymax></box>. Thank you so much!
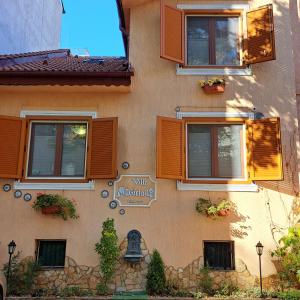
<box><xmin>0</xmin><ymin>0</ymin><xmax>299</xmax><ymax>294</ymax></box>
<box><xmin>0</xmin><ymin>0</ymin><xmax>63</xmax><ymax>55</ymax></box>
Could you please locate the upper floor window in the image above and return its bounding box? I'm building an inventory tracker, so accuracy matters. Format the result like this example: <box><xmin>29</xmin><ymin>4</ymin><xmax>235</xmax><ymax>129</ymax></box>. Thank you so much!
<box><xmin>156</xmin><ymin>116</ymin><xmax>283</xmax><ymax>184</ymax></box>
<box><xmin>28</xmin><ymin>122</ymin><xmax>87</xmax><ymax>178</ymax></box>
<box><xmin>187</xmin><ymin>16</ymin><xmax>240</xmax><ymax>66</ymax></box>
<box><xmin>160</xmin><ymin>3</ymin><xmax>276</xmax><ymax>69</ymax></box>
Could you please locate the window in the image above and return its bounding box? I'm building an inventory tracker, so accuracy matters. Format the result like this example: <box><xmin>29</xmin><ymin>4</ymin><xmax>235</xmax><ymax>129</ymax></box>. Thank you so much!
<box><xmin>36</xmin><ymin>240</ymin><xmax>66</xmax><ymax>268</ymax></box>
<box><xmin>204</xmin><ymin>241</ymin><xmax>235</xmax><ymax>270</ymax></box>
<box><xmin>156</xmin><ymin>116</ymin><xmax>283</xmax><ymax>185</ymax></box>
<box><xmin>187</xmin><ymin>124</ymin><xmax>244</xmax><ymax>179</ymax></box>
<box><xmin>28</xmin><ymin>122</ymin><xmax>88</xmax><ymax>178</ymax></box>
<box><xmin>0</xmin><ymin>115</ymin><xmax>118</xmax><ymax>185</ymax></box>
<box><xmin>160</xmin><ymin>4</ymin><xmax>276</xmax><ymax>69</ymax></box>
<box><xmin>186</xmin><ymin>16</ymin><xmax>240</xmax><ymax>66</ymax></box>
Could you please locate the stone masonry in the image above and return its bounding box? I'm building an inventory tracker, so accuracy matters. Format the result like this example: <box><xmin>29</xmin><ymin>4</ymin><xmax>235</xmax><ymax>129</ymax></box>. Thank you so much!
<box><xmin>31</xmin><ymin>237</ymin><xmax>279</xmax><ymax>293</ymax></box>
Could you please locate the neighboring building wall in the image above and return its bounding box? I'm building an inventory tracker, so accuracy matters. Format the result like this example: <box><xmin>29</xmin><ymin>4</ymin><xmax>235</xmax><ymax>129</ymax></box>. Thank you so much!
<box><xmin>0</xmin><ymin>0</ymin><xmax>299</xmax><ymax>293</ymax></box>
<box><xmin>0</xmin><ymin>0</ymin><xmax>62</xmax><ymax>54</ymax></box>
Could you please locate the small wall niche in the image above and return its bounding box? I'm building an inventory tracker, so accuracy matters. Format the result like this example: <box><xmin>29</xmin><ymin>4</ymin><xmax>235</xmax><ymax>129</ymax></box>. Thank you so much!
<box><xmin>124</xmin><ymin>230</ymin><xmax>143</xmax><ymax>263</ymax></box>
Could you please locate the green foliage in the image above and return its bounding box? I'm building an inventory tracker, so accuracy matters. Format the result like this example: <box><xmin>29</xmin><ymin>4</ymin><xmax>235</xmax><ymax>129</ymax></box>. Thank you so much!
<box><xmin>146</xmin><ymin>249</ymin><xmax>166</xmax><ymax>295</ymax></box>
<box><xmin>215</xmin><ymin>281</ymin><xmax>238</xmax><ymax>297</ymax></box>
<box><xmin>164</xmin><ymin>279</ymin><xmax>192</xmax><ymax>297</ymax></box>
<box><xmin>95</xmin><ymin>218</ymin><xmax>119</xmax><ymax>292</ymax></box>
<box><xmin>96</xmin><ymin>282</ymin><xmax>109</xmax><ymax>295</ymax></box>
<box><xmin>192</xmin><ymin>291</ymin><xmax>204</xmax><ymax>299</ymax></box>
<box><xmin>271</xmin><ymin>226</ymin><xmax>300</xmax><ymax>288</ymax></box>
<box><xmin>197</xmin><ymin>267</ymin><xmax>214</xmax><ymax>295</ymax></box>
<box><xmin>196</xmin><ymin>198</ymin><xmax>231</xmax><ymax>219</ymax></box>
<box><xmin>32</xmin><ymin>193</ymin><xmax>79</xmax><ymax>220</ymax></box>
<box><xmin>58</xmin><ymin>286</ymin><xmax>94</xmax><ymax>297</ymax></box>
<box><xmin>3</xmin><ymin>252</ymin><xmax>40</xmax><ymax>296</ymax></box>
<box><xmin>278</xmin><ymin>290</ymin><xmax>300</xmax><ymax>300</ymax></box>
<box><xmin>199</xmin><ymin>78</ymin><xmax>225</xmax><ymax>87</ymax></box>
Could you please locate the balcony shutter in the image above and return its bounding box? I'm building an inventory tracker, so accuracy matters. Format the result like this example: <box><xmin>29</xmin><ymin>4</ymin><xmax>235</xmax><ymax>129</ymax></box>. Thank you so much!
<box><xmin>160</xmin><ymin>1</ymin><xmax>184</xmax><ymax>64</ymax></box>
<box><xmin>87</xmin><ymin>118</ymin><xmax>118</xmax><ymax>179</ymax></box>
<box><xmin>0</xmin><ymin>116</ymin><xmax>26</xmax><ymax>179</ymax></box>
<box><xmin>246</xmin><ymin>117</ymin><xmax>283</xmax><ymax>180</ymax></box>
<box><xmin>243</xmin><ymin>4</ymin><xmax>276</xmax><ymax>64</ymax></box>
<box><xmin>156</xmin><ymin>116</ymin><xmax>184</xmax><ymax>179</ymax></box>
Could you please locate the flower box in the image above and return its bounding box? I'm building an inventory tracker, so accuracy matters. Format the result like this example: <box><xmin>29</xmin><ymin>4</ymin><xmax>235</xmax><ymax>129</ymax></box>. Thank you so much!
<box><xmin>41</xmin><ymin>205</ymin><xmax>62</xmax><ymax>215</ymax></box>
<box><xmin>202</xmin><ymin>84</ymin><xmax>225</xmax><ymax>94</ymax></box>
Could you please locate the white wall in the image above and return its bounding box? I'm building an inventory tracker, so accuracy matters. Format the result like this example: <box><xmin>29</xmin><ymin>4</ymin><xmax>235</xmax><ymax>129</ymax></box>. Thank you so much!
<box><xmin>0</xmin><ymin>0</ymin><xmax>62</xmax><ymax>54</ymax></box>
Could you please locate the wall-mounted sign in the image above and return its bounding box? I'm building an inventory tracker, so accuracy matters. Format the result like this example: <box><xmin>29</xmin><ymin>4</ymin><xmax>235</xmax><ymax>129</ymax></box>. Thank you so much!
<box><xmin>113</xmin><ymin>175</ymin><xmax>156</xmax><ymax>207</ymax></box>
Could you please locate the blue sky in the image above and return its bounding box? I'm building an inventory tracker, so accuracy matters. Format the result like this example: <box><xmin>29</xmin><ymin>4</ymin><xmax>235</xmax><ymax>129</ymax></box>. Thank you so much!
<box><xmin>60</xmin><ymin>0</ymin><xmax>125</xmax><ymax>56</ymax></box>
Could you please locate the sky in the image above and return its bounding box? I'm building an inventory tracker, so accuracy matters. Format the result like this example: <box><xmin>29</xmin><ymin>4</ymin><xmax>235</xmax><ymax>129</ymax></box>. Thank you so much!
<box><xmin>60</xmin><ymin>0</ymin><xmax>125</xmax><ymax>57</ymax></box>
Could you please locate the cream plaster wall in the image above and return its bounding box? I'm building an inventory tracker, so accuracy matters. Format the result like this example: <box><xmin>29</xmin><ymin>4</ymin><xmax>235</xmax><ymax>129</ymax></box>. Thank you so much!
<box><xmin>0</xmin><ymin>0</ymin><xmax>298</xmax><ymax>281</ymax></box>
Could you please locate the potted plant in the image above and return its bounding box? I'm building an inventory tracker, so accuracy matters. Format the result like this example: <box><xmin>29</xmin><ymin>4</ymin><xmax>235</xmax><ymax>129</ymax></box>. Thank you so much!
<box><xmin>199</xmin><ymin>78</ymin><xmax>225</xmax><ymax>94</ymax></box>
<box><xmin>196</xmin><ymin>198</ymin><xmax>232</xmax><ymax>219</ymax></box>
<box><xmin>32</xmin><ymin>193</ymin><xmax>79</xmax><ymax>220</ymax></box>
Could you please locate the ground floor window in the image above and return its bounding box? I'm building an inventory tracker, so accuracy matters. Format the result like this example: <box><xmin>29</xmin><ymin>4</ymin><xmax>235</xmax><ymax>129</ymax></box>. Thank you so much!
<box><xmin>36</xmin><ymin>240</ymin><xmax>66</xmax><ymax>268</ymax></box>
<box><xmin>203</xmin><ymin>241</ymin><xmax>234</xmax><ymax>270</ymax></box>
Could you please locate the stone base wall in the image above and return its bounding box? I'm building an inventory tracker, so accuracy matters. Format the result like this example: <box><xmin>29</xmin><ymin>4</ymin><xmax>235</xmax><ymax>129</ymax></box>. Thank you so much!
<box><xmin>32</xmin><ymin>238</ymin><xmax>279</xmax><ymax>293</ymax></box>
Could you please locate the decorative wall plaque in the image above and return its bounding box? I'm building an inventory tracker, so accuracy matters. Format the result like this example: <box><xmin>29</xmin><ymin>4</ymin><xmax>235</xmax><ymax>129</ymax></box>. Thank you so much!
<box><xmin>114</xmin><ymin>175</ymin><xmax>156</xmax><ymax>207</ymax></box>
<box><xmin>24</xmin><ymin>193</ymin><xmax>32</xmax><ymax>201</ymax></box>
<box><xmin>3</xmin><ymin>184</ymin><xmax>11</xmax><ymax>192</ymax></box>
<box><xmin>14</xmin><ymin>190</ymin><xmax>22</xmax><ymax>198</ymax></box>
<box><xmin>101</xmin><ymin>190</ymin><xmax>109</xmax><ymax>198</ymax></box>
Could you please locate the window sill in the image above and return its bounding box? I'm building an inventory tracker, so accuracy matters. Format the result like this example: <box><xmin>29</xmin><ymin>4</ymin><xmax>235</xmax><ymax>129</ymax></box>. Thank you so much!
<box><xmin>176</xmin><ymin>65</ymin><xmax>252</xmax><ymax>76</ymax></box>
<box><xmin>177</xmin><ymin>181</ymin><xmax>258</xmax><ymax>192</ymax></box>
<box><xmin>13</xmin><ymin>181</ymin><xmax>95</xmax><ymax>190</ymax></box>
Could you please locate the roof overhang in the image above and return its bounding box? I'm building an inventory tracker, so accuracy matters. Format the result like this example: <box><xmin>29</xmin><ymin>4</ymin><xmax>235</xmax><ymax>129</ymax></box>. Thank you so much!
<box><xmin>0</xmin><ymin>70</ymin><xmax>133</xmax><ymax>86</ymax></box>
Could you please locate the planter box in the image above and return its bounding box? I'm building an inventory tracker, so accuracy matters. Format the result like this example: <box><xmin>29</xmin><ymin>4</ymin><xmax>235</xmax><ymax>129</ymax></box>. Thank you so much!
<box><xmin>202</xmin><ymin>84</ymin><xmax>225</xmax><ymax>94</ymax></box>
<box><xmin>41</xmin><ymin>206</ymin><xmax>62</xmax><ymax>215</ymax></box>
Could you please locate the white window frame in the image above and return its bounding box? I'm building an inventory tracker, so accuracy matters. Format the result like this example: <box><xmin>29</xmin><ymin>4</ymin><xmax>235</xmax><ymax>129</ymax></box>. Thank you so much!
<box><xmin>176</xmin><ymin>111</ymin><xmax>258</xmax><ymax>192</ymax></box>
<box><xmin>14</xmin><ymin>111</ymin><xmax>97</xmax><ymax>190</ymax></box>
<box><xmin>176</xmin><ymin>3</ymin><xmax>252</xmax><ymax>76</ymax></box>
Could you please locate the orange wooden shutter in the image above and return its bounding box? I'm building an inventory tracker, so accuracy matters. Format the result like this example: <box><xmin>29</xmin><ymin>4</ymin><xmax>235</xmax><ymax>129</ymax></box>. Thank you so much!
<box><xmin>243</xmin><ymin>4</ymin><xmax>276</xmax><ymax>64</ymax></box>
<box><xmin>246</xmin><ymin>118</ymin><xmax>283</xmax><ymax>181</ymax></box>
<box><xmin>156</xmin><ymin>116</ymin><xmax>184</xmax><ymax>179</ymax></box>
<box><xmin>87</xmin><ymin>118</ymin><xmax>118</xmax><ymax>179</ymax></box>
<box><xmin>0</xmin><ymin>116</ymin><xmax>26</xmax><ymax>179</ymax></box>
<box><xmin>160</xmin><ymin>1</ymin><xmax>184</xmax><ymax>64</ymax></box>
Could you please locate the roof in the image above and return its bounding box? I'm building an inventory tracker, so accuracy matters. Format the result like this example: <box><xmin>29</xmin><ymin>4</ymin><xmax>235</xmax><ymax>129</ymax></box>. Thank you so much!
<box><xmin>0</xmin><ymin>49</ymin><xmax>134</xmax><ymax>86</ymax></box>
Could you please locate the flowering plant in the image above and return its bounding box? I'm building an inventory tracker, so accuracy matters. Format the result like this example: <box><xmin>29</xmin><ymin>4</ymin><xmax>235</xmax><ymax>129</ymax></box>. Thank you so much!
<box><xmin>196</xmin><ymin>198</ymin><xmax>231</xmax><ymax>219</ymax></box>
<box><xmin>32</xmin><ymin>193</ymin><xmax>78</xmax><ymax>220</ymax></box>
<box><xmin>199</xmin><ymin>78</ymin><xmax>225</xmax><ymax>87</ymax></box>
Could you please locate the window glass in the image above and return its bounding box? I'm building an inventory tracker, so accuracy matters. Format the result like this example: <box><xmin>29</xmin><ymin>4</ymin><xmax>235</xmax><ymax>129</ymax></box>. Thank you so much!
<box><xmin>28</xmin><ymin>122</ymin><xmax>88</xmax><ymax>178</ymax></box>
<box><xmin>61</xmin><ymin>124</ymin><xmax>87</xmax><ymax>177</ymax></box>
<box><xmin>187</xmin><ymin>17</ymin><xmax>209</xmax><ymax>66</ymax></box>
<box><xmin>216</xmin><ymin>17</ymin><xmax>239</xmax><ymax>65</ymax></box>
<box><xmin>188</xmin><ymin>125</ymin><xmax>211</xmax><ymax>177</ymax></box>
<box><xmin>37</xmin><ymin>240</ymin><xmax>66</xmax><ymax>268</ymax></box>
<box><xmin>204</xmin><ymin>241</ymin><xmax>234</xmax><ymax>270</ymax></box>
<box><xmin>187</xmin><ymin>124</ymin><xmax>243</xmax><ymax>178</ymax></box>
<box><xmin>217</xmin><ymin>125</ymin><xmax>243</xmax><ymax>177</ymax></box>
<box><xmin>29</xmin><ymin>124</ymin><xmax>56</xmax><ymax>176</ymax></box>
<box><xmin>186</xmin><ymin>16</ymin><xmax>240</xmax><ymax>66</ymax></box>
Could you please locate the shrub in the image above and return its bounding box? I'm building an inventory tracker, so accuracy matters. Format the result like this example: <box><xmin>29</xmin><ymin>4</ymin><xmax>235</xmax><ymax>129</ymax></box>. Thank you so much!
<box><xmin>3</xmin><ymin>252</ymin><xmax>40</xmax><ymax>296</ymax></box>
<box><xmin>95</xmin><ymin>218</ymin><xmax>119</xmax><ymax>294</ymax></box>
<box><xmin>278</xmin><ymin>290</ymin><xmax>300</xmax><ymax>300</ymax></box>
<box><xmin>215</xmin><ymin>281</ymin><xmax>238</xmax><ymax>297</ymax></box>
<box><xmin>198</xmin><ymin>267</ymin><xmax>214</xmax><ymax>295</ymax></box>
<box><xmin>271</xmin><ymin>227</ymin><xmax>300</xmax><ymax>289</ymax></box>
<box><xmin>164</xmin><ymin>279</ymin><xmax>191</xmax><ymax>297</ymax></box>
<box><xmin>146</xmin><ymin>249</ymin><xmax>166</xmax><ymax>295</ymax></box>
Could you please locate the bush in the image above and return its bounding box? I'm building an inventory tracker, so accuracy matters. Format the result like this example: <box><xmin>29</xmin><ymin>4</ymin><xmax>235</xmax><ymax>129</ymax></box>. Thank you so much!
<box><xmin>198</xmin><ymin>267</ymin><xmax>214</xmax><ymax>295</ymax></box>
<box><xmin>95</xmin><ymin>218</ymin><xmax>119</xmax><ymax>293</ymax></box>
<box><xmin>164</xmin><ymin>279</ymin><xmax>192</xmax><ymax>297</ymax></box>
<box><xmin>146</xmin><ymin>249</ymin><xmax>166</xmax><ymax>295</ymax></box>
<box><xmin>3</xmin><ymin>252</ymin><xmax>40</xmax><ymax>296</ymax></box>
<box><xmin>278</xmin><ymin>290</ymin><xmax>300</xmax><ymax>300</ymax></box>
<box><xmin>215</xmin><ymin>281</ymin><xmax>238</xmax><ymax>297</ymax></box>
<box><xmin>271</xmin><ymin>227</ymin><xmax>300</xmax><ymax>289</ymax></box>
